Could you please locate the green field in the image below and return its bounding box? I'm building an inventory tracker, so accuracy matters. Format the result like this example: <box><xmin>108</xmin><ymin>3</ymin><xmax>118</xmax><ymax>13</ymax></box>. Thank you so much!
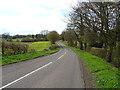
<box><xmin>62</xmin><ymin>41</ymin><xmax>119</xmax><ymax>88</ymax></box>
<box><xmin>1</xmin><ymin>41</ymin><xmax>59</xmax><ymax>65</ymax></box>
<box><xmin>12</xmin><ymin>38</ymin><xmax>23</xmax><ymax>42</ymax></box>
<box><xmin>12</xmin><ymin>40</ymin><xmax>51</xmax><ymax>51</ymax></box>
<box><xmin>29</xmin><ymin>41</ymin><xmax>51</xmax><ymax>51</ymax></box>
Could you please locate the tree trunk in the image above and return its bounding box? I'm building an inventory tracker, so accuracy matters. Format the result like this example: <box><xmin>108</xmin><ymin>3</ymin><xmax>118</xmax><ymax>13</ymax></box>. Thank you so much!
<box><xmin>2</xmin><ymin>42</ymin><xmax>4</xmax><ymax>55</ymax></box>
<box><xmin>116</xmin><ymin>42</ymin><xmax>120</xmax><ymax>68</ymax></box>
<box><xmin>74</xmin><ymin>41</ymin><xmax>77</xmax><ymax>47</ymax></box>
<box><xmin>2</xmin><ymin>47</ymin><xmax>4</xmax><ymax>55</ymax></box>
<box><xmin>107</xmin><ymin>46</ymin><xmax>113</xmax><ymax>63</ymax></box>
<box><xmin>79</xmin><ymin>41</ymin><xmax>83</xmax><ymax>50</ymax></box>
<box><xmin>70</xmin><ymin>40</ymin><xmax>74</xmax><ymax>46</ymax></box>
<box><xmin>84</xmin><ymin>43</ymin><xmax>87</xmax><ymax>51</ymax></box>
<box><xmin>51</xmin><ymin>41</ymin><xmax>55</xmax><ymax>44</ymax></box>
<box><xmin>81</xmin><ymin>42</ymin><xmax>83</xmax><ymax>50</ymax></box>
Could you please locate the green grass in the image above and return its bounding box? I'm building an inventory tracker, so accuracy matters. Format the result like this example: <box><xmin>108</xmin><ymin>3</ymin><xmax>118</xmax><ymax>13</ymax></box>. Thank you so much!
<box><xmin>29</xmin><ymin>41</ymin><xmax>51</xmax><ymax>51</ymax></box>
<box><xmin>12</xmin><ymin>38</ymin><xmax>23</xmax><ymax>42</ymax></box>
<box><xmin>1</xmin><ymin>48</ymin><xmax>59</xmax><ymax>65</ymax></box>
<box><xmin>0</xmin><ymin>38</ymin><xmax>2</xmax><ymax>40</ymax></box>
<box><xmin>62</xmin><ymin>41</ymin><xmax>119</xmax><ymax>88</ymax></box>
<box><xmin>8</xmin><ymin>41</ymin><xmax>51</xmax><ymax>51</ymax></box>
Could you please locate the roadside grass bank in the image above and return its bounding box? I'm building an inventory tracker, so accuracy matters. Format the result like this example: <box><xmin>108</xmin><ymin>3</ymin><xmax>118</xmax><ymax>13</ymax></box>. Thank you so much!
<box><xmin>62</xmin><ymin>41</ymin><xmax>119</xmax><ymax>88</ymax></box>
<box><xmin>1</xmin><ymin>48</ymin><xmax>59</xmax><ymax>66</ymax></box>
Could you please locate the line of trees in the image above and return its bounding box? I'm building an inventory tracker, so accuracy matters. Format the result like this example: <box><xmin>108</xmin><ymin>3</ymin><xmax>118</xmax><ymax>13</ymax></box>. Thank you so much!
<box><xmin>1</xmin><ymin>30</ymin><xmax>49</xmax><ymax>42</ymax></box>
<box><xmin>61</xmin><ymin>1</ymin><xmax>120</xmax><ymax>67</ymax></box>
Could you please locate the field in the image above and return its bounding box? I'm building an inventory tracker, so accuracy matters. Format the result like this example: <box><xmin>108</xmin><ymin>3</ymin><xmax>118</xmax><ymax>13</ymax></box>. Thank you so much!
<box><xmin>29</xmin><ymin>41</ymin><xmax>51</xmax><ymax>51</ymax></box>
<box><xmin>1</xmin><ymin>41</ymin><xmax>59</xmax><ymax>65</ymax></box>
<box><xmin>12</xmin><ymin>40</ymin><xmax>51</xmax><ymax>51</ymax></box>
<box><xmin>62</xmin><ymin>41</ymin><xmax>119</xmax><ymax>88</ymax></box>
<box><xmin>12</xmin><ymin>38</ymin><xmax>23</xmax><ymax>42</ymax></box>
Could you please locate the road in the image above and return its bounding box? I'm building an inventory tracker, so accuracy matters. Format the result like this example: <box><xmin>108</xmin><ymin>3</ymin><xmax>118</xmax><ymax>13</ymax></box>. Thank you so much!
<box><xmin>1</xmin><ymin>41</ymin><xmax>85</xmax><ymax>88</ymax></box>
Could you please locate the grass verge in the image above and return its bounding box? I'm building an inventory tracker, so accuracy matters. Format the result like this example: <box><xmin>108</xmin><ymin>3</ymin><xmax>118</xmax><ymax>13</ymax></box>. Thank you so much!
<box><xmin>62</xmin><ymin>41</ymin><xmax>119</xmax><ymax>88</ymax></box>
<box><xmin>1</xmin><ymin>48</ymin><xmax>59</xmax><ymax>66</ymax></box>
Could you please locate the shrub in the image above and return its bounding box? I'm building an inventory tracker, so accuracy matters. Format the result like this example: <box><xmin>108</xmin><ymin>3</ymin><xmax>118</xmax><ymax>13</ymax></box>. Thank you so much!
<box><xmin>89</xmin><ymin>42</ymin><xmax>103</xmax><ymax>48</ymax></box>
<box><xmin>86</xmin><ymin>46</ymin><xmax>92</xmax><ymax>52</ymax></box>
<box><xmin>29</xmin><ymin>49</ymin><xmax>36</xmax><ymax>53</ymax></box>
<box><xmin>16</xmin><ymin>39</ymin><xmax>20</xmax><ymax>42</ymax></box>
<box><xmin>6</xmin><ymin>39</ymin><xmax>13</xmax><ymax>42</ymax></box>
<box><xmin>49</xmin><ymin>44</ymin><xmax>58</xmax><ymax>50</ymax></box>
<box><xmin>2</xmin><ymin>41</ymin><xmax>28</xmax><ymax>55</ymax></box>
<box><xmin>21</xmin><ymin>37</ymin><xmax>33</xmax><ymax>42</ymax></box>
<box><xmin>4</xmin><ymin>48</ymin><xmax>14</xmax><ymax>55</ymax></box>
<box><xmin>41</xmin><ymin>49</ymin><xmax>49</xmax><ymax>52</ymax></box>
<box><xmin>111</xmin><ymin>49</ymin><xmax>120</xmax><ymax>68</ymax></box>
<box><xmin>90</xmin><ymin>47</ymin><xmax>107</xmax><ymax>59</ymax></box>
<box><xmin>21</xmin><ymin>37</ymin><xmax>41</xmax><ymax>42</ymax></box>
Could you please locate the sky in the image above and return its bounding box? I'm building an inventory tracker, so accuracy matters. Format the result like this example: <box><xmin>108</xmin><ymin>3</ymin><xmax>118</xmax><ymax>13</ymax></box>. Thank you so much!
<box><xmin>0</xmin><ymin>0</ymin><xmax>79</xmax><ymax>35</ymax></box>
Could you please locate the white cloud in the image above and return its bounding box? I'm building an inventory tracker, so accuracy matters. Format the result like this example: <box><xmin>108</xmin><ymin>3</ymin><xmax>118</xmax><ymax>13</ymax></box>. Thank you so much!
<box><xmin>0</xmin><ymin>0</ymin><xmax>78</xmax><ymax>35</ymax></box>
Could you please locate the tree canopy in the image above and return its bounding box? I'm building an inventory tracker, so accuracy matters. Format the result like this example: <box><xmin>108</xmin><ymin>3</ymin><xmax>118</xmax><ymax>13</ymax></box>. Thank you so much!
<box><xmin>62</xmin><ymin>1</ymin><xmax>120</xmax><ymax>67</ymax></box>
<box><xmin>47</xmin><ymin>31</ymin><xmax>60</xmax><ymax>44</ymax></box>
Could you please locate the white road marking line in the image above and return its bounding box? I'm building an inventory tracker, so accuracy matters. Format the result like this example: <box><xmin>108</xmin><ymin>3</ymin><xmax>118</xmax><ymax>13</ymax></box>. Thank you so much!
<box><xmin>57</xmin><ymin>55</ymin><xmax>64</xmax><ymax>60</ymax></box>
<box><xmin>50</xmin><ymin>49</ymin><xmax>62</xmax><ymax>57</ymax></box>
<box><xmin>0</xmin><ymin>62</ymin><xmax>53</xmax><ymax>89</ymax></box>
<box><xmin>65</xmin><ymin>52</ymin><xmax>66</xmax><ymax>54</ymax></box>
<box><xmin>55</xmin><ymin>52</ymin><xmax>66</xmax><ymax>62</ymax></box>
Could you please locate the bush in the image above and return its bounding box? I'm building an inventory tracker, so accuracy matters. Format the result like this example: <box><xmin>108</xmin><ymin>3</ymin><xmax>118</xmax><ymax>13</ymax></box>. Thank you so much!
<box><xmin>21</xmin><ymin>37</ymin><xmax>41</xmax><ymax>42</ymax></box>
<box><xmin>4</xmin><ymin>48</ymin><xmax>14</xmax><ymax>55</ymax></box>
<box><xmin>2</xmin><ymin>41</ymin><xmax>28</xmax><ymax>55</ymax></box>
<box><xmin>41</xmin><ymin>49</ymin><xmax>49</xmax><ymax>52</ymax></box>
<box><xmin>111</xmin><ymin>49</ymin><xmax>120</xmax><ymax>68</ymax></box>
<box><xmin>16</xmin><ymin>39</ymin><xmax>20</xmax><ymax>42</ymax></box>
<box><xmin>89</xmin><ymin>42</ymin><xmax>103</xmax><ymax>48</ymax></box>
<box><xmin>49</xmin><ymin>44</ymin><xmax>58</xmax><ymax>50</ymax></box>
<box><xmin>86</xmin><ymin>46</ymin><xmax>92</xmax><ymax>52</ymax></box>
<box><xmin>90</xmin><ymin>47</ymin><xmax>107</xmax><ymax>59</ymax></box>
<box><xmin>29</xmin><ymin>49</ymin><xmax>36</xmax><ymax>53</ymax></box>
<box><xmin>6</xmin><ymin>39</ymin><xmax>13</xmax><ymax>42</ymax></box>
<box><xmin>21</xmin><ymin>37</ymin><xmax>33</xmax><ymax>42</ymax></box>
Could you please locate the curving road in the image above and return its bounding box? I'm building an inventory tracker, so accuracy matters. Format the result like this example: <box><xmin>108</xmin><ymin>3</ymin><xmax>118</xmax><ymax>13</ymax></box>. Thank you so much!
<box><xmin>1</xmin><ymin>41</ymin><xmax>85</xmax><ymax>89</ymax></box>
